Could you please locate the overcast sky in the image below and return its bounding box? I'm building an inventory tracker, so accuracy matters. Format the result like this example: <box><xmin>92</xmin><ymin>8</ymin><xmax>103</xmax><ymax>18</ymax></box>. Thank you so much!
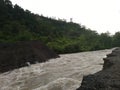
<box><xmin>10</xmin><ymin>0</ymin><xmax>120</xmax><ymax>34</ymax></box>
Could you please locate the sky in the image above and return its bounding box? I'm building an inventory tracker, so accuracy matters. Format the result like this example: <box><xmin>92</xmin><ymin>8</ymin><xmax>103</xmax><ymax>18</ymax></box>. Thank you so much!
<box><xmin>10</xmin><ymin>0</ymin><xmax>120</xmax><ymax>34</ymax></box>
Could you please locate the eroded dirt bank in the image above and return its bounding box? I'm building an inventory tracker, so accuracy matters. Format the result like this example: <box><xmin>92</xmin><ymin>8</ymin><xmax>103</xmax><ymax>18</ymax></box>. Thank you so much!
<box><xmin>0</xmin><ymin>49</ymin><xmax>113</xmax><ymax>90</ymax></box>
<box><xmin>77</xmin><ymin>48</ymin><xmax>120</xmax><ymax>90</ymax></box>
<box><xmin>0</xmin><ymin>41</ymin><xmax>59</xmax><ymax>73</ymax></box>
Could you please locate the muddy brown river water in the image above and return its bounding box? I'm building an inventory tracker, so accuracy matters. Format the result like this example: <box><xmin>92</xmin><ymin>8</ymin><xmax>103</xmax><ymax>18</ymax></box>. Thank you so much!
<box><xmin>0</xmin><ymin>49</ymin><xmax>113</xmax><ymax>90</ymax></box>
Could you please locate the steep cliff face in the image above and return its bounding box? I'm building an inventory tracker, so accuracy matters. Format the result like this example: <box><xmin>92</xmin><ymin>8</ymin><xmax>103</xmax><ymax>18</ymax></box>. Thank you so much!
<box><xmin>0</xmin><ymin>41</ymin><xmax>59</xmax><ymax>73</ymax></box>
<box><xmin>77</xmin><ymin>47</ymin><xmax>120</xmax><ymax>90</ymax></box>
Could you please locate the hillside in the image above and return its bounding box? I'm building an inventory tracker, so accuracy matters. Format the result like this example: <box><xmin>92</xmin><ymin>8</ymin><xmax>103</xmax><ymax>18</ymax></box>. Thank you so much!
<box><xmin>0</xmin><ymin>0</ymin><xmax>120</xmax><ymax>53</ymax></box>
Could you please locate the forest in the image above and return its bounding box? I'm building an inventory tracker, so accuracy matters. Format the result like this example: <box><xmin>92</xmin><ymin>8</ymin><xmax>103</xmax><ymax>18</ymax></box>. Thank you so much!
<box><xmin>0</xmin><ymin>0</ymin><xmax>120</xmax><ymax>54</ymax></box>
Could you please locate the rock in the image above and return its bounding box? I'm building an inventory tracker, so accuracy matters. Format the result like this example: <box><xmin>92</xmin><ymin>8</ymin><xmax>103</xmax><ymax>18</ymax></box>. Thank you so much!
<box><xmin>0</xmin><ymin>40</ymin><xmax>59</xmax><ymax>73</ymax></box>
<box><xmin>77</xmin><ymin>47</ymin><xmax>120</xmax><ymax>90</ymax></box>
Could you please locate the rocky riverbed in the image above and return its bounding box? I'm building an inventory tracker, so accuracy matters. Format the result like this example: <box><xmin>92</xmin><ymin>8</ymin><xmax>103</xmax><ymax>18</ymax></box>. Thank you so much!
<box><xmin>0</xmin><ymin>49</ymin><xmax>113</xmax><ymax>90</ymax></box>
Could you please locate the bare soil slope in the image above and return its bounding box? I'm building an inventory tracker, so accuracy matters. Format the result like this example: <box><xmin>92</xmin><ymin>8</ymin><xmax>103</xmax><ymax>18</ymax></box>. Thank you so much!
<box><xmin>0</xmin><ymin>41</ymin><xmax>59</xmax><ymax>73</ymax></box>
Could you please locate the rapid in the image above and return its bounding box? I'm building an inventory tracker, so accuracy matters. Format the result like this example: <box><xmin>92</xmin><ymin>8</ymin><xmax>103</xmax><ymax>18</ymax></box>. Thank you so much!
<box><xmin>0</xmin><ymin>49</ymin><xmax>113</xmax><ymax>90</ymax></box>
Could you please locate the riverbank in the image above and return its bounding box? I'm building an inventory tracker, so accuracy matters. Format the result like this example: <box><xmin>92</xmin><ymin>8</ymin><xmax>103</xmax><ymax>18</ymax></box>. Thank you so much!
<box><xmin>77</xmin><ymin>47</ymin><xmax>120</xmax><ymax>90</ymax></box>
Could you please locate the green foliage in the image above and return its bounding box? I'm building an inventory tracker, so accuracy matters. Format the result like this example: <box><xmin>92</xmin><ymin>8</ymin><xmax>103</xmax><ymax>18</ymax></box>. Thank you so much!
<box><xmin>0</xmin><ymin>0</ymin><xmax>119</xmax><ymax>53</ymax></box>
<box><xmin>99</xmin><ymin>32</ymin><xmax>112</xmax><ymax>49</ymax></box>
<box><xmin>112</xmin><ymin>32</ymin><xmax>120</xmax><ymax>47</ymax></box>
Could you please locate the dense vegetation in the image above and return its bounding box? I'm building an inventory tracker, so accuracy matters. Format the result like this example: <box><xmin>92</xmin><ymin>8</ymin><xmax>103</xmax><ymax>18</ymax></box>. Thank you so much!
<box><xmin>0</xmin><ymin>0</ymin><xmax>120</xmax><ymax>53</ymax></box>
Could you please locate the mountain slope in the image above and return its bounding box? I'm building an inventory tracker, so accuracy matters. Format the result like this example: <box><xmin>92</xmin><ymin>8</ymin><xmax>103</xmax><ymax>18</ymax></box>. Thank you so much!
<box><xmin>0</xmin><ymin>0</ymin><xmax>115</xmax><ymax>53</ymax></box>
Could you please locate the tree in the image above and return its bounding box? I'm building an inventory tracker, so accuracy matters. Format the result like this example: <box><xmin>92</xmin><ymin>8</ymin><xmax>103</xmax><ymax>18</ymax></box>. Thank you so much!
<box><xmin>99</xmin><ymin>32</ymin><xmax>112</xmax><ymax>49</ymax></box>
<box><xmin>113</xmin><ymin>32</ymin><xmax>120</xmax><ymax>47</ymax></box>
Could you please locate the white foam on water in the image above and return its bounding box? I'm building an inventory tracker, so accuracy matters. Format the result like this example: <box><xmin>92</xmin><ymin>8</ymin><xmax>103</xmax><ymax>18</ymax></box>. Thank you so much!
<box><xmin>33</xmin><ymin>78</ymin><xmax>80</xmax><ymax>90</ymax></box>
<box><xmin>0</xmin><ymin>49</ymin><xmax>113</xmax><ymax>90</ymax></box>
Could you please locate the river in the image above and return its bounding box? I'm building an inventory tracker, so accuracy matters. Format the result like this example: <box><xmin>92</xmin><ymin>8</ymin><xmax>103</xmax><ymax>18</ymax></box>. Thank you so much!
<box><xmin>0</xmin><ymin>49</ymin><xmax>113</xmax><ymax>90</ymax></box>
